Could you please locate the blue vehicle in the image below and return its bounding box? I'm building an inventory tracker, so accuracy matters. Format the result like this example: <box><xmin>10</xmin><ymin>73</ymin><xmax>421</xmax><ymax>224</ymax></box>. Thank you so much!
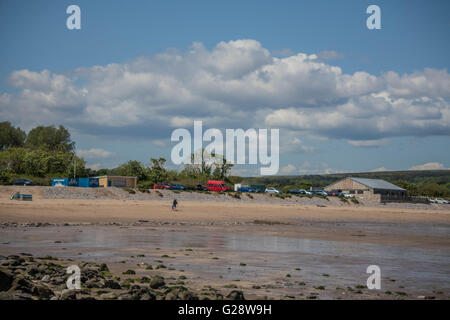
<box><xmin>170</xmin><ymin>184</ymin><xmax>186</xmax><ymax>190</ymax></box>
<box><xmin>238</xmin><ymin>186</ymin><xmax>256</xmax><ymax>192</ymax></box>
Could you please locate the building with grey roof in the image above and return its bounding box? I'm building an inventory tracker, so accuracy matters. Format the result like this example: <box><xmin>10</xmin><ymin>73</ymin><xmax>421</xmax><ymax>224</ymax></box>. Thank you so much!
<box><xmin>324</xmin><ymin>177</ymin><xmax>407</xmax><ymax>202</ymax></box>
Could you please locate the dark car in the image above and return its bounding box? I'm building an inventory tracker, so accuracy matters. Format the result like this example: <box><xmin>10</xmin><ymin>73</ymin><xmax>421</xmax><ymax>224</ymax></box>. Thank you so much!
<box><xmin>238</xmin><ymin>186</ymin><xmax>256</xmax><ymax>193</ymax></box>
<box><xmin>12</xmin><ymin>179</ymin><xmax>35</xmax><ymax>186</ymax></box>
<box><xmin>288</xmin><ymin>189</ymin><xmax>306</xmax><ymax>194</ymax></box>
<box><xmin>196</xmin><ymin>184</ymin><xmax>208</xmax><ymax>191</ymax></box>
<box><xmin>170</xmin><ymin>184</ymin><xmax>185</xmax><ymax>190</ymax></box>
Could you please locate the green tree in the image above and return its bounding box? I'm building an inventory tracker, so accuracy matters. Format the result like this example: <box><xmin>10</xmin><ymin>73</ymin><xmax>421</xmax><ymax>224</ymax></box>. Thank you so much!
<box><xmin>25</xmin><ymin>125</ymin><xmax>75</xmax><ymax>152</ymax></box>
<box><xmin>0</xmin><ymin>122</ymin><xmax>26</xmax><ymax>150</ymax></box>
<box><xmin>148</xmin><ymin>158</ymin><xmax>168</xmax><ymax>183</ymax></box>
<box><xmin>211</xmin><ymin>154</ymin><xmax>233</xmax><ymax>180</ymax></box>
<box><xmin>116</xmin><ymin>160</ymin><xmax>147</xmax><ymax>181</ymax></box>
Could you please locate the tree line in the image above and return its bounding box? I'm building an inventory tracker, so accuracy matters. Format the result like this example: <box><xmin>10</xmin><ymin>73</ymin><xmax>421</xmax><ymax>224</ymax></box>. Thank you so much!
<box><xmin>0</xmin><ymin>122</ymin><xmax>234</xmax><ymax>187</ymax></box>
<box><xmin>0</xmin><ymin>122</ymin><xmax>86</xmax><ymax>184</ymax></box>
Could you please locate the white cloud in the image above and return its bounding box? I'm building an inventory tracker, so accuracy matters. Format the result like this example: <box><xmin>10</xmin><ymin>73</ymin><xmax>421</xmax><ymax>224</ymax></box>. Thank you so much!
<box><xmin>1</xmin><ymin>39</ymin><xmax>449</xmax><ymax>151</ymax></box>
<box><xmin>86</xmin><ymin>163</ymin><xmax>102</xmax><ymax>170</ymax></box>
<box><xmin>77</xmin><ymin>148</ymin><xmax>114</xmax><ymax>159</ymax></box>
<box><xmin>272</xmin><ymin>48</ymin><xmax>294</xmax><ymax>57</ymax></box>
<box><xmin>318</xmin><ymin>50</ymin><xmax>344</xmax><ymax>60</ymax></box>
<box><xmin>347</xmin><ymin>138</ymin><xmax>390</xmax><ymax>147</ymax></box>
<box><xmin>409</xmin><ymin>162</ymin><xmax>447</xmax><ymax>171</ymax></box>
<box><xmin>372</xmin><ymin>166</ymin><xmax>389</xmax><ymax>172</ymax></box>
<box><xmin>280</xmin><ymin>164</ymin><xmax>296</xmax><ymax>174</ymax></box>
<box><xmin>297</xmin><ymin>161</ymin><xmax>334</xmax><ymax>174</ymax></box>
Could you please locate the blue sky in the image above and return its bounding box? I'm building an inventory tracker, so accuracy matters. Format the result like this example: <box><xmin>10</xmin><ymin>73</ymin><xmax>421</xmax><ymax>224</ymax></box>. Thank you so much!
<box><xmin>1</xmin><ymin>0</ymin><xmax>449</xmax><ymax>175</ymax></box>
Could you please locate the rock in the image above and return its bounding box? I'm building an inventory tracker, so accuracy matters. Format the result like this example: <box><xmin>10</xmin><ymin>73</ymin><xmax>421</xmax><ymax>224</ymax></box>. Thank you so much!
<box><xmin>164</xmin><ymin>287</ymin><xmax>197</xmax><ymax>300</ymax></box>
<box><xmin>99</xmin><ymin>263</ymin><xmax>109</xmax><ymax>272</ymax></box>
<box><xmin>32</xmin><ymin>284</ymin><xmax>54</xmax><ymax>299</ymax></box>
<box><xmin>11</xmin><ymin>276</ymin><xmax>33</xmax><ymax>293</ymax></box>
<box><xmin>139</xmin><ymin>293</ymin><xmax>156</xmax><ymax>300</ymax></box>
<box><xmin>13</xmin><ymin>292</ymin><xmax>33</xmax><ymax>300</ymax></box>
<box><xmin>77</xmin><ymin>294</ymin><xmax>96</xmax><ymax>300</ymax></box>
<box><xmin>51</xmin><ymin>276</ymin><xmax>65</xmax><ymax>285</ymax></box>
<box><xmin>60</xmin><ymin>289</ymin><xmax>77</xmax><ymax>300</ymax></box>
<box><xmin>0</xmin><ymin>292</ymin><xmax>13</xmax><ymax>300</ymax></box>
<box><xmin>103</xmin><ymin>280</ymin><xmax>121</xmax><ymax>290</ymax></box>
<box><xmin>164</xmin><ymin>291</ymin><xmax>177</xmax><ymax>300</ymax></box>
<box><xmin>179</xmin><ymin>290</ymin><xmax>198</xmax><ymax>300</ymax></box>
<box><xmin>0</xmin><ymin>268</ymin><xmax>13</xmax><ymax>291</ymax></box>
<box><xmin>41</xmin><ymin>275</ymin><xmax>51</xmax><ymax>283</ymax></box>
<box><xmin>226</xmin><ymin>290</ymin><xmax>245</xmax><ymax>300</ymax></box>
<box><xmin>85</xmin><ymin>279</ymin><xmax>103</xmax><ymax>288</ymax></box>
<box><xmin>27</xmin><ymin>267</ymin><xmax>40</xmax><ymax>276</ymax></box>
<box><xmin>126</xmin><ymin>286</ymin><xmax>156</xmax><ymax>300</ymax></box>
<box><xmin>149</xmin><ymin>277</ymin><xmax>165</xmax><ymax>289</ymax></box>
<box><xmin>100</xmin><ymin>292</ymin><xmax>117</xmax><ymax>300</ymax></box>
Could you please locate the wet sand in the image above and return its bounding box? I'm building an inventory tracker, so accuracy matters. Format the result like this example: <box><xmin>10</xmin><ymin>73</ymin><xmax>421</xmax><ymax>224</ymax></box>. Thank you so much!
<box><xmin>1</xmin><ymin>188</ymin><xmax>449</xmax><ymax>299</ymax></box>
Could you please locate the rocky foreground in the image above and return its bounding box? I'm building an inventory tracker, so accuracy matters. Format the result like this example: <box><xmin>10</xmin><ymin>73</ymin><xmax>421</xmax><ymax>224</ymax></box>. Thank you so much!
<box><xmin>0</xmin><ymin>254</ymin><xmax>244</xmax><ymax>300</ymax></box>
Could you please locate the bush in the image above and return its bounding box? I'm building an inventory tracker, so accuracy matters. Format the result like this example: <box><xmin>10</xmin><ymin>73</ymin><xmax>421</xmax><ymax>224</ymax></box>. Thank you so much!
<box><xmin>228</xmin><ymin>192</ymin><xmax>241</xmax><ymax>199</ymax></box>
<box><xmin>137</xmin><ymin>181</ymin><xmax>153</xmax><ymax>193</ymax></box>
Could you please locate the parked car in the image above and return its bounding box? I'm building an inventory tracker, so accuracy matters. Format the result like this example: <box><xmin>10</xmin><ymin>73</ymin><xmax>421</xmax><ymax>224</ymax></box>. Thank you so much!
<box><xmin>265</xmin><ymin>187</ymin><xmax>281</xmax><ymax>194</ymax></box>
<box><xmin>327</xmin><ymin>191</ymin><xmax>339</xmax><ymax>196</ymax></box>
<box><xmin>342</xmin><ymin>193</ymin><xmax>355</xmax><ymax>198</ymax></box>
<box><xmin>311</xmin><ymin>190</ymin><xmax>326</xmax><ymax>196</ymax></box>
<box><xmin>238</xmin><ymin>186</ymin><xmax>256</xmax><ymax>193</ymax></box>
<box><xmin>153</xmin><ymin>183</ymin><xmax>172</xmax><ymax>190</ymax></box>
<box><xmin>429</xmin><ymin>198</ymin><xmax>437</xmax><ymax>203</ymax></box>
<box><xmin>12</xmin><ymin>179</ymin><xmax>35</xmax><ymax>186</ymax></box>
<box><xmin>196</xmin><ymin>184</ymin><xmax>208</xmax><ymax>191</ymax></box>
<box><xmin>435</xmin><ymin>198</ymin><xmax>450</xmax><ymax>204</ymax></box>
<box><xmin>206</xmin><ymin>180</ymin><xmax>228</xmax><ymax>192</ymax></box>
<box><xmin>170</xmin><ymin>184</ymin><xmax>185</xmax><ymax>190</ymax></box>
<box><xmin>288</xmin><ymin>189</ymin><xmax>305</xmax><ymax>194</ymax></box>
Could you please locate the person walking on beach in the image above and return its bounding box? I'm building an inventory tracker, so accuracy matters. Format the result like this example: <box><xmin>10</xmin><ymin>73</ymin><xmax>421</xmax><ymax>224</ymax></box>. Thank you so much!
<box><xmin>172</xmin><ymin>199</ymin><xmax>178</xmax><ymax>211</ymax></box>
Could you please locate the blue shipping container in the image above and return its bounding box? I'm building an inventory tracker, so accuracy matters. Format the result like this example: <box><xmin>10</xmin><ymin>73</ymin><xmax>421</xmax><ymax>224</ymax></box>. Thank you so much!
<box><xmin>52</xmin><ymin>177</ymin><xmax>99</xmax><ymax>188</ymax></box>
<box><xmin>68</xmin><ymin>178</ymin><xmax>78</xmax><ymax>187</ymax></box>
<box><xmin>78</xmin><ymin>178</ymin><xmax>89</xmax><ymax>188</ymax></box>
<box><xmin>52</xmin><ymin>178</ymin><xmax>68</xmax><ymax>187</ymax></box>
<box><xmin>89</xmin><ymin>178</ymin><xmax>99</xmax><ymax>187</ymax></box>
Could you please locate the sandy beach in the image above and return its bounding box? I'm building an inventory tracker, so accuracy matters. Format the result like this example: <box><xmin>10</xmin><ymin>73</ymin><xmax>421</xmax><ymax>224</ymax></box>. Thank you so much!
<box><xmin>1</xmin><ymin>186</ymin><xmax>449</xmax><ymax>300</ymax></box>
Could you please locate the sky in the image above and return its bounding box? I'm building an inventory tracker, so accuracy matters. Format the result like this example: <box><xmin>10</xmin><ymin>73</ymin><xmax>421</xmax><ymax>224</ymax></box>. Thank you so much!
<box><xmin>0</xmin><ymin>0</ymin><xmax>449</xmax><ymax>175</ymax></box>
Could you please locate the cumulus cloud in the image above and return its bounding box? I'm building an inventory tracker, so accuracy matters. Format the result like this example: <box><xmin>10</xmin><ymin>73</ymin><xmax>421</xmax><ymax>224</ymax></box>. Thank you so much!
<box><xmin>280</xmin><ymin>164</ymin><xmax>296</xmax><ymax>174</ymax></box>
<box><xmin>86</xmin><ymin>163</ymin><xmax>102</xmax><ymax>170</ymax></box>
<box><xmin>77</xmin><ymin>148</ymin><xmax>114</xmax><ymax>159</ymax></box>
<box><xmin>318</xmin><ymin>50</ymin><xmax>344</xmax><ymax>60</ymax></box>
<box><xmin>1</xmin><ymin>39</ymin><xmax>449</xmax><ymax>150</ymax></box>
<box><xmin>297</xmin><ymin>161</ymin><xmax>334</xmax><ymax>174</ymax></box>
<box><xmin>409</xmin><ymin>162</ymin><xmax>447</xmax><ymax>170</ymax></box>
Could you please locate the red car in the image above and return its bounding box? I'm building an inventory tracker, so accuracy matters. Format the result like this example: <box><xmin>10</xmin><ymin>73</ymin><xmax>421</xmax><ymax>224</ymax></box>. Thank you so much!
<box><xmin>206</xmin><ymin>180</ymin><xmax>228</xmax><ymax>192</ymax></box>
<box><xmin>153</xmin><ymin>183</ymin><xmax>172</xmax><ymax>190</ymax></box>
